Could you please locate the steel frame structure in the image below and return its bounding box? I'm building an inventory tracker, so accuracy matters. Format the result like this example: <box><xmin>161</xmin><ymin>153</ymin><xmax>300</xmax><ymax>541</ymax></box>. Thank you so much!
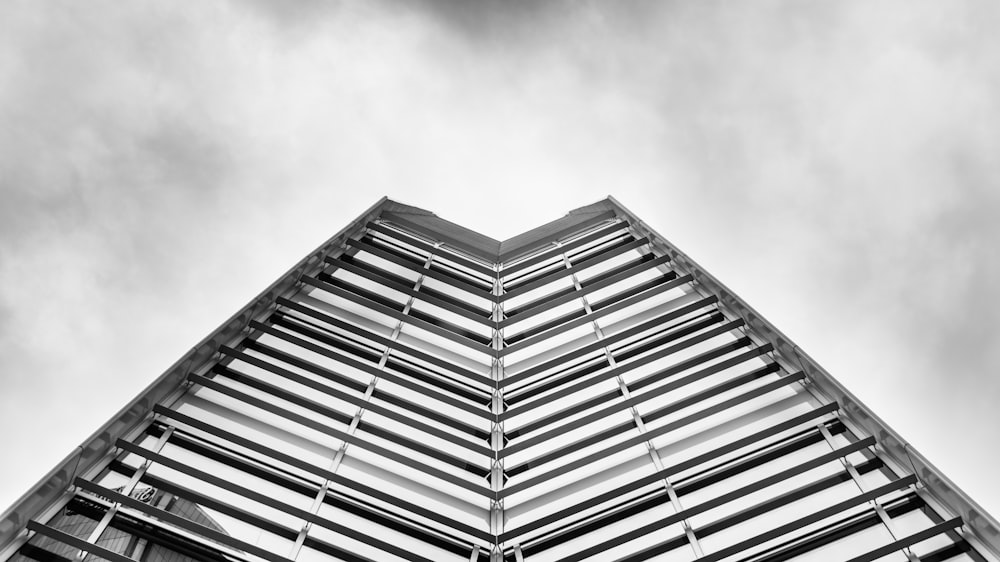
<box><xmin>2</xmin><ymin>197</ymin><xmax>998</xmax><ymax>562</ymax></box>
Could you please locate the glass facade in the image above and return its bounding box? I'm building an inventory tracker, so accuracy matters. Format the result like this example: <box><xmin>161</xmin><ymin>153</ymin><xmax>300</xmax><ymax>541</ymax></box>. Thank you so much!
<box><xmin>1</xmin><ymin>198</ymin><xmax>997</xmax><ymax>562</ymax></box>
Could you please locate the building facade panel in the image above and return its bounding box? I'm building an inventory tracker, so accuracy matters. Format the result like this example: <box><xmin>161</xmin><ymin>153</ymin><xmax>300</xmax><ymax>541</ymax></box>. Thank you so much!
<box><xmin>1</xmin><ymin>198</ymin><xmax>996</xmax><ymax>562</ymax></box>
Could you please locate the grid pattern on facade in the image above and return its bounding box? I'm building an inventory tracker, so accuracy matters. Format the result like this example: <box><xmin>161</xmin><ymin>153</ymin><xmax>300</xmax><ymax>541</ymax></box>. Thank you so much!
<box><xmin>1</xmin><ymin>199</ymin><xmax>996</xmax><ymax>562</ymax></box>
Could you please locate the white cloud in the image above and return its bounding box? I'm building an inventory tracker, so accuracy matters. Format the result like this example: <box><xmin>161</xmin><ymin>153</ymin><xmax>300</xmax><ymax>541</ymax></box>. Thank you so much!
<box><xmin>2</xmin><ymin>0</ymin><xmax>999</xmax><ymax>522</ymax></box>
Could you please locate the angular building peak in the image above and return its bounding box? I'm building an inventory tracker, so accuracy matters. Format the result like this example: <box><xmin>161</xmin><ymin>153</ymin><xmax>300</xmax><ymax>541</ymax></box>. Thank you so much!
<box><xmin>378</xmin><ymin>197</ymin><xmax>619</xmax><ymax>263</ymax></box>
<box><xmin>2</xmin><ymin>197</ymin><xmax>997</xmax><ymax>562</ymax></box>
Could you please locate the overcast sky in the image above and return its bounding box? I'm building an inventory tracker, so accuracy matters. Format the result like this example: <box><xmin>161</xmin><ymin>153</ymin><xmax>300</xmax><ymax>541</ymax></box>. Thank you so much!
<box><xmin>2</xmin><ymin>0</ymin><xmax>1000</xmax><ymax>523</ymax></box>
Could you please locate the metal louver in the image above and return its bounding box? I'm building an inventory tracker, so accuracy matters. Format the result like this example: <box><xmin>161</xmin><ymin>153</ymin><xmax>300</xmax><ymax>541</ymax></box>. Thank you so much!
<box><xmin>2</xmin><ymin>197</ymin><xmax>997</xmax><ymax>562</ymax></box>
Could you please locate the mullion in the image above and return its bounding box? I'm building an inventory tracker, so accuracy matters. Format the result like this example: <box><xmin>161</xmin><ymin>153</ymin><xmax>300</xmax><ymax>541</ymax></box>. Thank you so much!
<box><xmin>326</xmin><ymin>259</ymin><xmax>492</xmax><ymax>325</ymax></box>
<box><xmin>249</xmin><ymin>322</ymin><xmax>492</xmax><ymax>415</ymax></box>
<box><xmin>686</xmin><ymin>475</ymin><xmax>919</xmax><ymax>562</ymax></box>
<box><xmin>272</xmin><ymin>313</ymin><xmax>490</xmax><ymax>400</ymax></box>
<box><xmin>18</xmin><ymin>544</ymin><xmax>75</xmax><ymax>562</ymax></box>
<box><xmin>204</xmin><ymin>366</ymin><xmax>490</xmax><ymax>473</ymax></box>
<box><xmin>103</xmin><ymin>445</ymin><xmax>437</xmax><ymax>562</ymax></box>
<box><xmin>504</xmin><ymin>308</ymin><xmax>727</xmax><ymax>388</ymax></box>
<box><xmin>504</xmin><ymin>307</ymin><xmax>724</xmax><ymax>395</ymax></box>
<box><xmin>555</xmin><ymin>437</ymin><xmax>886</xmax><ymax>562</ymax></box>
<box><xmin>337</xmin><ymin>240</ymin><xmax>491</xmax><ymax>297</ymax></box>
<box><xmin>319</xmin><ymin>275</ymin><xmax>408</xmax><ymax>313</ymax></box>
<box><xmin>276</xmin><ymin>296</ymin><xmax>492</xmax><ymax>387</ymax></box>
<box><xmin>497</xmin><ymin>210</ymin><xmax>618</xmax><ymax>264</ymax></box>
<box><xmin>501</xmin><ymin>232</ymin><xmax>633</xmax><ymax>289</ymax></box>
<box><xmin>504</xmin><ymin>372</ymin><xmax>807</xmax><ymax>484</ymax></box>
<box><xmin>323</xmin><ymin>490</ymin><xmax>479</xmax><ymax>558</ymax></box>
<box><xmin>275</xmin><ymin>314</ymin><xmax>385</xmax><ymax>363</ymax></box>
<box><xmin>501</xmin><ymin>234</ymin><xmax>636</xmax><ymax>293</ymax></box>
<box><xmin>501</xmin><ymin>237</ymin><xmax>648</xmax><ymax>301</ymax></box>
<box><xmin>428</xmin><ymin>259</ymin><xmax>494</xmax><ymax>292</ymax></box>
<box><xmin>922</xmin><ymin>542</ymin><xmax>978</xmax><ymax>562</ymax></box>
<box><xmin>500</xmin><ymin>260</ymin><xmax>574</xmax><ymax>304</ymax></box>
<box><xmin>505</xmin><ymin>355</ymin><xmax>611</xmax><ymax>407</ymax></box>
<box><xmin>503</xmin><ymin>374</ymin><xmax>805</xmax><ymax>496</ymax></box>
<box><xmin>408</xmin><ymin>308</ymin><xmax>493</xmax><ymax>344</ymax></box>
<box><xmin>555</xmin><ymin>461</ymin><xmax>885</xmax><ymax>561</ymax></box>
<box><xmin>380</xmin><ymin>212</ymin><xmax>498</xmax><ymax>277</ymax></box>
<box><xmin>363</xmin><ymin>232</ymin><xmax>431</xmax><ymax>267</ymax></box>
<box><xmin>695</xmin><ymin>459</ymin><xmax>881</xmax><ymax>539</ymax></box>
<box><xmin>508</xmin><ymin>346</ymin><xmax>775</xmax><ymax>440</ymax></box>
<box><xmin>609</xmin><ymin>315</ymin><xmax>732</xmax><ymax>363</ymax></box>
<box><xmin>503</xmin><ymin>361</ymin><xmax>780</xmax><ymax>459</ymax></box>
<box><xmin>407</xmin><ymin>277</ymin><xmax>491</xmax><ymax>318</ymax></box>
<box><xmin>505</xmin><ymin>313</ymin><xmax>734</xmax><ymax>402</ymax></box>
<box><xmin>590</xmin><ymin>275</ymin><xmax>683</xmax><ymax>315</ymax></box>
<box><xmin>507</xmin><ymin>328</ymin><xmax>751</xmax><ymax>419</ymax></box>
<box><xmin>500</xmin><ymin>258</ymin><xmax>565</xmax><ymax>289</ymax></box>
<box><xmin>367</xmin><ymin>223</ymin><xmax>494</xmax><ymax>289</ymax></box>
<box><xmin>218</xmin><ymin>350</ymin><xmax>492</xmax><ymax>457</ymax></box>
<box><xmin>372</xmin><ymin>388</ymin><xmax>491</xmax><ymax>441</ymax></box>
<box><xmin>311</xmin><ymin>274</ymin><xmax>492</xmax><ymax>346</ymax></box>
<box><xmin>502</xmin><ymin>210</ymin><xmax>620</xmax><ymax>262</ymax></box>
<box><xmin>579</xmin><ymin>255</ymin><xmax>666</xmax><ymax>291</ymax></box>
<box><xmin>240</xmin><ymin>339</ymin><xmax>490</xmax><ymax>420</ymax></box>
<box><xmin>71</xmin><ymin>479</ymin><xmax>297</xmax><ymax>562</ymax></box>
<box><xmin>845</xmin><ymin>517</ymin><xmax>963</xmax><ymax>562</ymax></box>
<box><xmin>503</xmin><ymin>336</ymin><xmax>754</xmax><ymax>422</ymax></box>
<box><xmin>271</xmin><ymin>313</ymin><xmax>381</xmax><ymax>363</ymax></box>
<box><xmin>500</xmin><ymin>221</ymin><xmax>627</xmax><ymax>277</ymax></box>
<box><xmin>502</xmin><ymin>254</ymin><xmax>672</xmax><ymax>325</ymax></box>
<box><xmin>503</xmin><ymin>307</ymin><xmax>588</xmax><ymax>347</ymax></box>
<box><xmin>518</xmin><ymin>422</ymin><xmax>850</xmax><ymax>553</ymax></box>
<box><xmin>503</xmin><ymin>296</ymin><xmax>721</xmax><ymax>391</ymax></box>
<box><xmin>674</xmin><ymin>419</ymin><xmax>847</xmax><ymax>495</ymax></box>
<box><xmin>187</xmin><ymin>374</ymin><xmax>494</xmax><ymax>497</ymax></box>
<box><xmin>103</xmin><ymin>465</ymin><xmax>443</xmax><ymax>562</ymax></box>
<box><xmin>499</xmin><ymin>403</ymin><xmax>839</xmax><ymax>542</ymax></box>
<box><xmin>229</xmin><ymin>340</ymin><xmax>363</xmax><ymax>391</ymax></box>
<box><xmin>27</xmin><ymin>520</ymin><xmax>167</xmax><ymax>562</ymax></box>
<box><xmin>563</xmin><ymin>232</ymin><xmax>634</xmax><ymax>267</ymax></box>
<box><xmin>146</xmin><ymin>421</ymin><xmax>320</xmax><ymax>490</ymax></box>
<box><xmin>519</xmin><ymin>486</ymin><xmax>670</xmax><ymax>555</ymax></box>
<box><xmin>601</xmin><ymin>459</ymin><xmax>883</xmax><ymax>562</ymax></box>
<box><xmin>742</xmin><ymin>493</ymin><xmax>924</xmax><ymax>562</ymax></box>
<box><xmin>501</xmin><ymin>274</ymin><xmax>700</xmax><ymax>355</ymax></box>
<box><xmin>369</xmin><ymin>232</ymin><xmax>492</xmax><ymax>290</ymax></box>
<box><xmin>537</xmin><ymin>459</ymin><xmax>950</xmax><ymax>560</ymax></box>
<box><xmin>367</xmin><ymin>222</ymin><xmax>494</xmax><ymax>277</ymax></box>
<box><xmin>99</xmin><ymin>494</ymin><xmax>263</xmax><ymax>562</ymax></box>
<box><xmin>639</xmin><ymin>366</ymin><xmax>789</xmax><ymax>427</ymax></box>
<box><xmin>212</xmin><ymin>363</ymin><xmax>353</xmax><ymax>422</ymax></box>
<box><xmin>300</xmin><ymin>276</ymin><xmax>494</xmax><ymax>354</ymax></box>
<box><xmin>609</xmin><ymin>324</ymin><xmax>748</xmax><ymax>380</ymax></box>
<box><xmin>385</xmin><ymin>355</ymin><xmax>493</xmax><ymax>407</ymax></box>
<box><xmin>152</xmin><ymin>405</ymin><xmax>494</xmax><ymax>543</ymax></box>
<box><xmin>916</xmin><ymin>496</ymin><xmax>991</xmax><ymax>562</ymax></box>
<box><xmin>142</xmin><ymin>425</ymin><xmax>483</xmax><ymax>557</ymax></box>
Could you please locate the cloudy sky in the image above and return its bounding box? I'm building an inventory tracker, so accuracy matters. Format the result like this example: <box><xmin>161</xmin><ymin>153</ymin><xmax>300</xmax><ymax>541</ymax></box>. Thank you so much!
<box><xmin>2</xmin><ymin>0</ymin><xmax>1000</xmax><ymax>523</ymax></box>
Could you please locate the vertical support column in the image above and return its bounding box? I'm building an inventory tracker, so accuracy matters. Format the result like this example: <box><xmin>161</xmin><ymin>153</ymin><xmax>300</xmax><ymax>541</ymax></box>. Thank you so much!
<box><xmin>289</xmin><ymin>241</ymin><xmax>442</xmax><ymax>560</ymax></box>
<box><xmin>490</xmin><ymin>263</ymin><xmax>506</xmax><ymax>562</ymax></box>
<box><xmin>76</xmin><ymin>426</ymin><xmax>175</xmax><ymax>561</ymax></box>
<box><xmin>817</xmin><ymin>423</ymin><xmax>922</xmax><ymax>562</ymax></box>
<box><xmin>558</xmin><ymin>240</ymin><xmax>705</xmax><ymax>558</ymax></box>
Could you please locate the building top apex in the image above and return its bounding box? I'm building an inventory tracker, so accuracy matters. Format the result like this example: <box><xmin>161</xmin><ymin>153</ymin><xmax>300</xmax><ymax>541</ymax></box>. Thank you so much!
<box><xmin>381</xmin><ymin>196</ymin><xmax>620</xmax><ymax>263</ymax></box>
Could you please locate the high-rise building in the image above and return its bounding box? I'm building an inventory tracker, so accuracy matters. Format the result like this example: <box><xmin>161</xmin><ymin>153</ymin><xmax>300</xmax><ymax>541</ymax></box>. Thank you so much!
<box><xmin>1</xmin><ymin>197</ymin><xmax>997</xmax><ymax>562</ymax></box>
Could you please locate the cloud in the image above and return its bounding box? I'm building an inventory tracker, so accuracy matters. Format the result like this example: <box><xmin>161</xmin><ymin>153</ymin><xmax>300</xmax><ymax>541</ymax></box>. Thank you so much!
<box><xmin>1</xmin><ymin>0</ymin><xmax>1000</xmax><ymax>521</ymax></box>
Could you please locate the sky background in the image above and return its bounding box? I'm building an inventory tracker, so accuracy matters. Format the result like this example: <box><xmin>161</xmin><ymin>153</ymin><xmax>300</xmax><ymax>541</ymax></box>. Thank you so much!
<box><xmin>2</xmin><ymin>0</ymin><xmax>1000</xmax><ymax>524</ymax></box>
